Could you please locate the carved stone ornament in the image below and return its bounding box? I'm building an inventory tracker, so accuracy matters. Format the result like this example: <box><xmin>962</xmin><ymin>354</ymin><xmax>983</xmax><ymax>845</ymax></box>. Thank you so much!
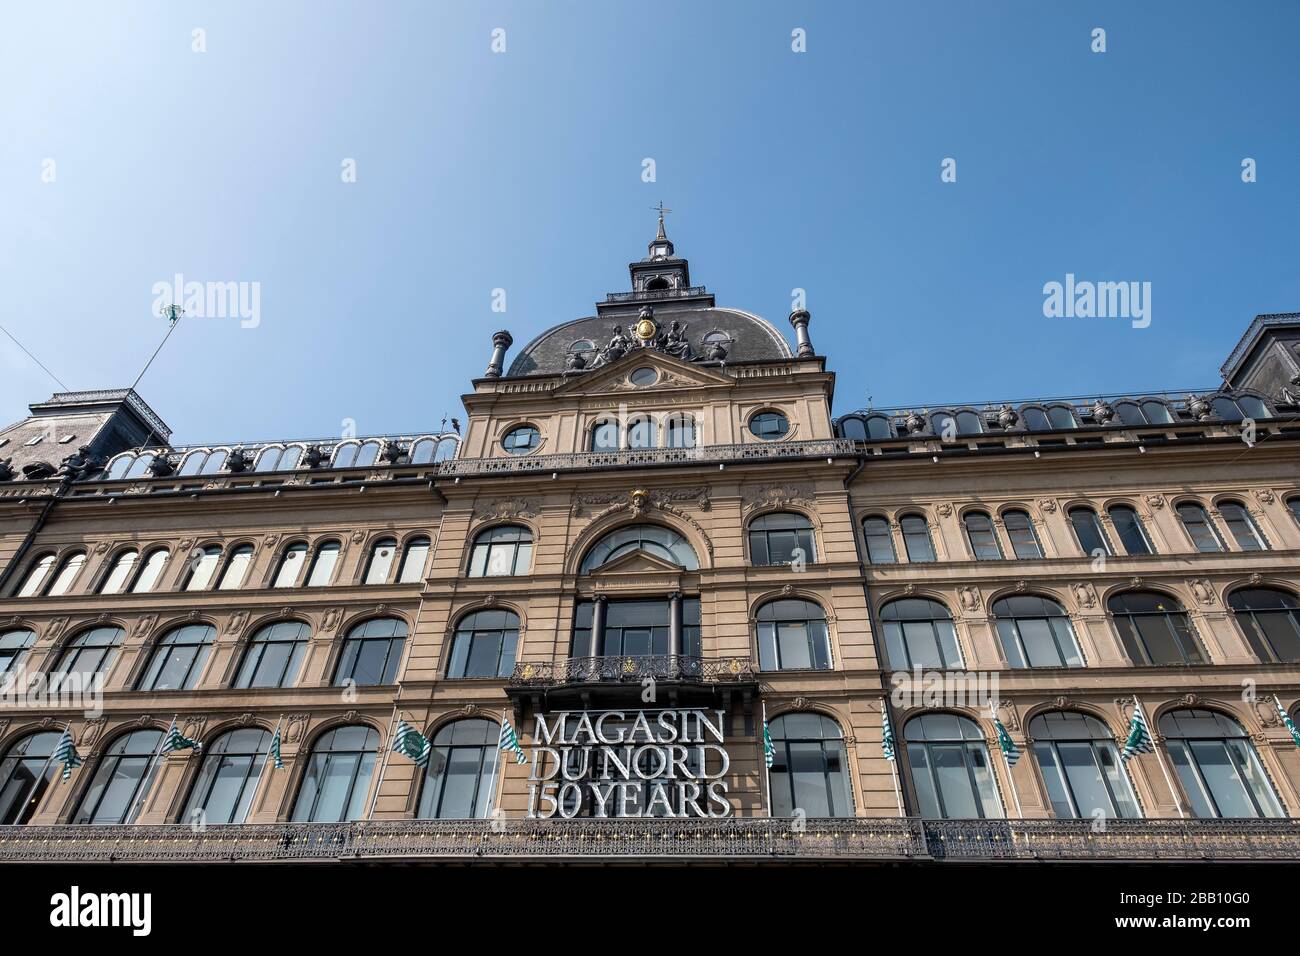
<box><xmin>321</xmin><ymin>608</ymin><xmax>343</xmax><ymax>631</ymax></box>
<box><xmin>903</xmin><ymin>583</ymin><xmax>916</xmax><ymax>596</ymax></box>
<box><xmin>227</xmin><ymin>610</ymin><xmax>249</xmax><ymax>634</ymax></box>
<box><xmin>743</xmin><ymin>484</ymin><xmax>815</xmax><ymax>514</ymax></box>
<box><xmin>781</xmin><ymin>584</ymin><xmax>794</xmax><ymax>596</ymax></box>
<box><xmin>262</xmin><ymin>533</ymin><xmax>280</xmax><ymax>549</ymax></box>
<box><xmin>1249</xmin><ymin>573</ymin><xmax>1263</xmax><ymax>586</ymax></box>
<box><xmin>958</xmin><ymin>586</ymin><xmax>982</xmax><ymax>613</ymax></box>
<box><xmin>935</xmin><ymin>503</ymin><xmax>953</xmax><ymax>518</ymax></box>
<box><xmin>132</xmin><ymin>614</ymin><xmax>157</xmax><ymax>636</ymax></box>
<box><xmin>284</xmin><ymin>713</ymin><xmax>311</xmax><ymax>744</ymax></box>
<box><xmin>1038</xmin><ymin>498</ymin><xmax>1058</xmax><ymax>514</ymax></box>
<box><xmin>1145</xmin><ymin>494</ymin><xmax>1166</xmax><ymax>510</ymax></box>
<box><xmin>46</xmin><ymin>617</ymin><xmax>68</xmax><ymax>639</ymax></box>
<box><xmin>1071</xmin><ymin>582</ymin><xmax>1098</xmax><ymax>609</ymax></box>
<box><xmin>475</xmin><ymin>497</ymin><xmax>540</xmax><ymax>523</ymax></box>
<box><xmin>630</xmin><ymin>488</ymin><xmax>651</xmax><ymax>515</ymax></box>
<box><xmin>79</xmin><ymin>717</ymin><xmax>107</xmax><ymax>747</ymax></box>
<box><xmin>1189</xmin><ymin>578</ymin><xmax>1218</xmax><ymax>606</ymax></box>
<box><xmin>1254</xmin><ymin>488</ymin><xmax>1276</xmax><ymax>506</ymax></box>
<box><xmin>94</xmin><ymin>541</ymin><xmax>110</xmax><ymax>555</ymax></box>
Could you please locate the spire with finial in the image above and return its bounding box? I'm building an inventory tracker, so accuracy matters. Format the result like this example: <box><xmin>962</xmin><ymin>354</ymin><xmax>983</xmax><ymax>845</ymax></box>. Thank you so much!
<box><xmin>648</xmin><ymin>201</ymin><xmax>674</xmax><ymax>258</ymax></box>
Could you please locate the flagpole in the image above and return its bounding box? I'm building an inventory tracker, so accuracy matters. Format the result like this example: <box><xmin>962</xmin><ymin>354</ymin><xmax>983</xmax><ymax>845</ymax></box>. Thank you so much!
<box><xmin>761</xmin><ymin>701</ymin><xmax>773</xmax><ymax>817</ymax></box>
<box><xmin>881</xmin><ymin>701</ymin><xmax>904</xmax><ymax>817</ymax></box>
<box><xmin>365</xmin><ymin>704</ymin><xmax>401</xmax><ymax>820</ymax></box>
<box><xmin>990</xmin><ymin>705</ymin><xmax>1023</xmax><ymax>819</ymax></box>
<box><xmin>1135</xmin><ymin>695</ymin><xmax>1185</xmax><ymax>819</ymax></box>
<box><xmin>127</xmin><ymin>714</ymin><xmax>176</xmax><ymax>824</ymax></box>
<box><xmin>490</xmin><ymin>709</ymin><xmax>511</xmax><ymax>818</ymax></box>
<box><xmin>249</xmin><ymin>715</ymin><xmax>285</xmax><ymax>816</ymax></box>
<box><xmin>15</xmin><ymin>720</ymin><xmax>68</xmax><ymax>823</ymax></box>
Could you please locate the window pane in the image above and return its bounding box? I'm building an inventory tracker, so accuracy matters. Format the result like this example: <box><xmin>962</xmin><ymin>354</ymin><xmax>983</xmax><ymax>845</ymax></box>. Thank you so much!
<box><xmin>398</xmin><ymin>539</ymin><xmax>430</xmax><ymax>583</ymax></box>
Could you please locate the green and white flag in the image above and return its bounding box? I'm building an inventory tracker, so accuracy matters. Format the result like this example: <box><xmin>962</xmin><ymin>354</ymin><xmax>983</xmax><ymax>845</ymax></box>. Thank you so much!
<box><xmin>268</xmin><ymin>727</ymin><xmax>284</xmax><ymax>770</ymax></box>
<box><xmin>54</xmin><ymin>728</ymin><xmax>82</xmax><ymax>781</ymax></box>
<box><xmin>1121</xmin><ymin>699</ymin><xmax>1155</xmax><ymax>762</ymax></box>
<box><xmin>1275</xmin><ymin>696</ymin><xmax>1300</xmax><ymax>749</ymax></box>
<box><xmin>762</xmin><ymin>720</ymin><xmax>775</xmax><ymax>769</ymax></box>
<box><xmin>992</xmin><ymin>715</ymin><xmax>1020</xmax><ymax>767</ymax></box>
<box><xmin>499</xmin><ymin>716</ymin><xmax>527</xmax><ymax>765</ymax></box>
<box><xmin>881</xmin><ymin>706</ymin><xmax>896</xmax><ymax>762</ymax></box>
<box><xmin>163</xmin><ymin>720</ymin><xmax>201</xmax><ymax>752</ymax></box>
<box><xmin>392</xmin><ymin>720</ymin><xmax>431</xmax><ymax>768</ymax></box>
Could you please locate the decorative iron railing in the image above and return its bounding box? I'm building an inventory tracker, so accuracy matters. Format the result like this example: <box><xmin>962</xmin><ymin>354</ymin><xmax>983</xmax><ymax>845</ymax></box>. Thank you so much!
<box><xmin>1</xmin><ymin>818</ymin><xmax>1297</xmax><ymax>863</ymax></box>
<box><xmin>604</xmin><ymin>286</ymin><xmax>709</xmax><ymax>303</ymax></box>
<box><xmin>509</xmin><ymin>655</ymin><xmax>756</xmax><ymax>686</ymax></box>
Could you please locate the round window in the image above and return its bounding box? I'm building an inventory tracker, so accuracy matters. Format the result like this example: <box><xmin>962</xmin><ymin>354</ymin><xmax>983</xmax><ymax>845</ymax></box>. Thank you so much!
<box><xmin>749</xmin><ymin>411</ymin><xmax>789</xmax><ymax>440</ymax></box>
<box><xmin>501</xmin><ymin>425</ymin><xmax>540</xmax><ymax>455</ymax></box>
<box><xmin>629</xmin><ymin>367</ymin><xmax>658</xmax><ymax>387</ymax></box>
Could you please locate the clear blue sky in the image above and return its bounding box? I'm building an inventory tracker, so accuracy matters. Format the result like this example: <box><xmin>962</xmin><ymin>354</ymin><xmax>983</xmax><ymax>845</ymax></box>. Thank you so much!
<box><xmin>2</xmin><ymin>1</ymin><xmax>1297</xmax><ymax>444</ymax></box>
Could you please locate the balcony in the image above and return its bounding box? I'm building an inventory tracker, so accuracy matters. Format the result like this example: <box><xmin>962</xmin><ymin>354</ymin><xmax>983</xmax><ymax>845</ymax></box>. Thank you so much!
<box><xmin>1</xmin><ymin>818</ymin><xmax>1297</xmax><ymax>864</ymax></box>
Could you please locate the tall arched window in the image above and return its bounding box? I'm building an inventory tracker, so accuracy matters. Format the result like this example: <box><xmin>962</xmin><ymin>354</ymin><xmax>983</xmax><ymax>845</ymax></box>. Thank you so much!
<box><xmin>626</xmin><ymin>416</ymin><xmax>657</xmax><ymax>449</ymax></box>
<box><xmin>591</xmin><ymin>419</ymin><xmax>621</xmax><ymax>451</ymax></box>
<box><xmin>418</xmin><ymin>719</ymin><xmax>500</xmax><ymax>819</ymax></box>
<box><xmin>97</xmin><ymin>550</ymin><xmax>139</xmax><ymax>595</ymax></box>
<box><xmin>0</xmin><ymin>731</ymin><xmax>61</xmax><ymax>824</ymax></box>
<box><xmin>904</xmin><ymin>714</ymin><xmax>1002</xmax><ymax>819</ymax></box>
<box><xmin>182</xmin><ymin>728</ymin><xmax>271</xmax><ymax>825</ymax></box>
<box><xmin>363</xmin><ymin>538</ymin><xmax>398</xmax><ymax>584</ymax></box>
<box><xmin>0</xmin><ymin>629</ymin><xmax>36</xmax><ymax>677</ymax></box>
<box><xmin>1228</xmin><ymin>588</ymin><xmax>1300</xmax><ymax>663</ymax></box>
<box><xmin>879</xmin><ymin>598</ymin><xmax>961</xmax><ymax>670</ymax></box>
<box><xmin>1068</xmin><ymin>507</ymin><xmax>1112</xmax><ymax>557</ymax></box>
<box><xmin>1160</xmin><ymin>709</ymin><xmax>1283</xmax><ymax>818</ymax></box>
<box><xmin>861</xmin><ymin>516</ymin><xmax>896</xmax><ymax>564</ymax></box>
<box><xmin>233</xmin><ymin>620</ymin><xmax>310</xmax><ymax>689</ymax></box>
<box><xmin>748</xmin><ymin>512</ymin><xmax>815</xmax><ymax>566</ymax></box>
<box><xmin>182</xmin><ymin>545</ymin><xmax>222</xmax><ymax>591</ymax></box>
<box><xmin>1288</xmin><ymin>496</ymin><xmax>1300</xmax><ymax>526</ymax></box>
<box><xmin>1107</xmin><ymin>505</ymin><xmax>1153</xmax><ymax>555</ymax></box>
<box><xmin>291</xmin><ymin>726</ymin><xmax>379</xmax><ymax>822</ymax></box>
<box><xmin>215</xmin><ymin>544</ymin><xmax>254</xmax><ymax>590</ymax></box>
<box><xmin>448</xmin><ymin>610</ymin><xmax>519</xmax><ymax>678</ymax></box>
<box><xmin>1108</xmin><ymin>592</ymin><xmax>1203</xmax><ymax>665</ymax></box>
<box><xmin>304</xmin><ymin>540</ymin><xmax>341</xmax><ymax>587</ymax></box>
<box><xmin>272</xmin><ymin>542</ymin><xmax>309</xmax><ymax>588</ymax></box>
<box><xmin>42</xmin><ymin>552</ymin><xmax>87</xmax><ymax>597</ymax></box>
<box><xmin>334</xmin><ymin>617</ymin><xmax>407</xmax><ymax>686</ymax></box>
<box><xmin>398</xmin><ymin>536</ymin><xmax>431</xmax><ymax>583</ymax></box>
<box><xmin>72</xmin><ymin>729</ymin><xmax>164</xmax><ymax>824</ymax></box>
<box><xmin>899</xmin><ymin>514</ymin><xmax>936</xmax><ymax>563</ymax></box>
<box><xmin>579</xmin><ymin>524</ymin><xmax>699</xmax><ymax>573</ymax></box>
<box><xmin>1177</xmin><ymin>502</ymin><xmax>1223</xmax><ymax>553</ymax></box>
<box><xmin>1002</xmin><ymin>509</ymin><xmax>1043</xmax><ymax>559</ymax></box>
<box><xmin>468</xmin><ymin>526</ymin><xmax>533</xmax><ymax>577</ymax></box>
<box><xmin>755</xmin><ymin>599</ymin><xmax>831</xmax><ymax>671</ymax></box>
<box><xmin>127</xmin><ymin>548</ymin><xmax>168</xmax><ymax>594</ymax></box>
<box><xmin>962</xmin><ymin>511</ymin><xmax>1002</xmax><ymax>560</ymax></box>
<box><xmin>1218</xmin><ymin>500</ymin><xmax>1267</xmax><ymax>551</ymax></box>
<box><xmin>15</xmin><ymin>554</ymin><xmax>56</xmax><ymax>597</ymax></box>
<box><xmin>137</xmin><ymin>623</ymin><xmax>215</xmax><ymax>691</ymax></box>
<box><xmin>768</xmin><ymin>713</ymin><xmax>854</xmax><ymax>818</ymax></box>
<box><xmin>992</xmin><ymin>595</ymin><xmax>1083</xmax><ymax>668</ymax></box>
<box><xmin>51</xmin><ymin>626</ymin><xmax>124</xmax><ymax>682</ymax></box>
<box><xmin>665</xmin><ymin>414</ymin><xmax>696</xmax><ymax>449</ymax></box>
<box><xmin>1029</xmin><ymin>712</ymin><xmax>1139</xmax><ymax>819</ymax></box>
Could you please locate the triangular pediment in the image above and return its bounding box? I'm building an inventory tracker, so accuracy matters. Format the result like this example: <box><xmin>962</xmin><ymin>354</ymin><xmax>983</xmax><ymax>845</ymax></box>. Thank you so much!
<box><xmin>553</xmin><ymin>350</ymin><xmax>733</xmax><ymax>396</ymax></box>
<box><xmin>588</xmin><ymin>549</ymin><xmax>687</xmax><ymax>576</ymax></box>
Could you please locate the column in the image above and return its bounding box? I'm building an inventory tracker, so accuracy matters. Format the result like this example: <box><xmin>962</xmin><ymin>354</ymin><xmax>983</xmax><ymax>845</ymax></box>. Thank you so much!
<box><xmin>669</xmin><ymin>591</ymin><xmax>683</xmax><ymax>659</ymax></box>
<box><xmin>589</xmin><ymin>595</ymin><xmax>607</xmax><ymax>658</ymax></box>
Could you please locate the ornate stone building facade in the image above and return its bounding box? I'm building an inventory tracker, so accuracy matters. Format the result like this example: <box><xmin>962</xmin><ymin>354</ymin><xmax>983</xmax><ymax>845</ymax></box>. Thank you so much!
<box><xmin>0</xmin><ymin>222</ymin><xmax>1298</xmax><ymax>863</ymax></box>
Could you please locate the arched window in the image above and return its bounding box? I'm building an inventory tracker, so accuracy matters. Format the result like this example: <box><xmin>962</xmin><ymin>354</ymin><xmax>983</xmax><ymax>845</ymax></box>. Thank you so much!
<box><xmin>665</xmin><ymin>413</ymin><xmax>696</xmax><ymax>449</ymax></box>
<box><xmin>43</xmin><ymin>552</ymin><xmax>86</xmax><ymax>597</ymax></box>
<box><xmin>14</xmin><ymin>554</ymin><xmax>56</xmax><ymax>597</ymax></box>
<box><xmin>1108</xmin><ymin>591</ymin><xmax>1203</xmax><ymax>665</ymax></box>
<box><xmin>1228</xmin><ymin>588</ymin><xmax>1300</xmax><ymax>663</ymax></box>
<box><xmin>105</xmin><ymin>455</ymin><xmax>134</xmax><ymax>481</ymax></box>
<box><xmin>1287</xmin><ymin>496</ymin><xmax>1300</xmax><ymax>526</ymax></box>
<box><xmin>904</xmin><ymin>714</ymin><xmax>1002</xmax><ymax>819</ymax></box>
<box><xmin>962</xmin><ymin>511</ymin><xmax>1002</xmax><ymax>560</ymax></box>
<box><xmin>272</xmin><ymin>542</ymin><xmax>309</xmax><ymax>588</ymax></box>
<box><xmin>181</xmin><ymin>545</ymin><xmax>222</xmax><ymax>591</ymax></box>
<box><xmin>838</xmin><ymin>416</ymin><xmax>866</xmax><ymax>441</ymax></box>
<box><xmin>573</xmin><ymin>598</ymin><xmax>701</xmax><ymax>658</ymax></box>
<box><xmin>955</xmin><ymin>410</ymin><xmax>984</xmax><ymax>435</ymax></box>
<box><xmin>1029</xmin><ymin>712</ymin><xmax>1139</xmax><ymax>819</ymax></box>
<box><xmin>768</xmin><ymin>713</ymin><xmax>854</xmax><ymax>818</ymax></box>
<box><xmin>1160</xmin><ymin>709</ymin><xmax>1282</xmax><ymax>818</ymax></box>
<box><xmin>233</xmin><ymin>620</ymin><xmax>310</xmax><ymax>689</ymax></box>
<box><xmin>748</xmin><ymin>411</ymin><xmax>789</xmax><ymax>440</ymax></box>
<box><xmin>97</xmin><ymin>550</ymin><xmax>139</xmax><ymax>595</ymax></box>
<box><xmin>579</xmin><ymin>524</ymin><xmax>699</xmax><ymax>573</ymax></box>
<box><xmin>866</xmin><ymin>415</ymin><xmax>894</xmax><ymax>440</ymax></box>
<box><xmin>417</xmin><ymin>719</ymin><xmax>500</xmax><ymax>819</ymax></box>
<box><xmin>1068</xmin><ymin>507</ymin><xmax>1111</xmax><ymax>557</ymax></box>
<box><xmin>861</xmin><ymin>516</ymin><xmax>896</xmax><ymax>564</ymax></box>
<box><xmin>291</xmin><ymin>726</ymin><xmax>379</xmax><ymax>822</ymax></box>
<box><xmin>626</xmin><ymin>416</ymin><xmax>657</xmax><ymax>449</ymax></box>
<box><xmin>448</xmin><ymin>610</ymin><xmax>518</xmax><ymax>679</ymax></box>
<box><xmin>468</xmin><ymin>525</ymin><xmax>533</xmax><ymax>577</ymax></box>
<box><xmin>880</xmin><ymin>598</ymin><xmax>962</xmax><ymax>670</ymax></box>
<box><xmin>748</xmin><ymin>512</ymin><xmax>815</xmax><ymax>566</ymax></box>
<box><xmin>334</xmin><ymin>617</ymin><xmax>407</xmax><ymax>686</ymax></box>
<box><xmin>72</xmin><ymin>728</ymin><xmax>164</xmax><ymax>824</ymax></box>
<box><xmin>363</xmin><ymin>538</ymin><xmax>398</xmax><ymax>584</ymax></box>
<box><xmin>899</xmin><ymin>514</ymin><xmax>936</xmax><ymax>563</ymax></box>
<box><xmin>0</xmin><ymin>730</ymin><xmax>61</xmax><ymax>824</ymax></box>
<box><xmin>1003</xmin><ymin>509</ymin><xmax>1043</xmax><ymax>559</ymax></box>
<box><xmin>1107</xmin><ymin>505</ymin><xmax>1153</xmax><ymax>555</ymax></box>
<box><xmin>1177</xmin><ymin>502</ymin><xmax>1223</xmax><ymax>553</ymax></box>
<box><xmin>591</xmin><ymin>418</ymin><xmax>621</xmax><ymax>451</ymax></box>
<box><xmin>0</xmin><ymin>629</ymin><xmax>36</xmax><ymax>677</ymax></box>
<box><xmin>756</xmin><ymin>599</ymin><xmax>831</xmax><ymax>671</ymax></box>
<box><xmin>130</xmin><ymin>548</ymin><xmax>170</xmax><ymax>593</ymax></box>
<box><xmin>137</xmin><ymin>623</ymin><xmax>215</xmax><ymax>691</ymax></box>
<box><xmin>1211</xmin><ymin>395</ymin><xmax>1272</xmax><ymax>422</ymax></box>
<box><xmin>1218</xmin><ymin>500</ymin><xmax>1266</xmax><ymax>551</ymax></box>
<box><xmin>216</xmin><ymin>544</ymin><xmax>254</xmax><ymax>590</ymax></box>
<box><xmin>181</xmin><ymin>727</ymin><xmax>271</xmax><ymax>825</ymax></box>
<box><xmin>397</xmin><ymin>536</ymin><xmax>430</xmax><ymax>583</ymax></box>
<box><xmin>992</xmin><ymin>595</ymin><xmax>1083</xmax><ymax>668</ymax></box>
<box><xmin>305</xmin><ymin>540</ymin><xmax>341</xmax><ymax>587</ymax></box>
<box><xmin>52</xmin><ymin>626</ymin><xmax>124</xmax><ymax>682</ymax></box>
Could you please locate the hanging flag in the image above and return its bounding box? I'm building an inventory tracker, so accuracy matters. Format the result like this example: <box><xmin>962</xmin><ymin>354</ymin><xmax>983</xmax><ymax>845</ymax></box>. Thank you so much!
<box><xmin>162</xmin><ymin>720</ymin><xmax>202</xmax><ymax>752</ymax></box>
<box><xmin>1274</xmin><ymin>696</ymin><xmax>1300</xmax><ymax>749</ymax></box>
<box><xmin>268</xmin><ymin>726</ymin><xmax>285</xmax><ymax>770</ymax></box>
<box><xmin>992</xmin><ymin>715</ymin><xmax>1021</xmax><ymax>767</ymax></box>
<box><xmin>391</xmin><ymin>720</ymin><xmax>431</xmax><ymax>768</ymax></box>
<box><xmin>881</xmin><ymin>706</ymin><xmax>896</xmax><ymax>762</ymax></box>
<box><xmin>499</xmin><ymin>716</ymin><xmax>527</xmax><ymax>765</ymax></box>
<box><xmin>762</xmin><ymin>719</ymin><xmax>775</xmax><ymax>769</ymax></box>
<box><xmin>53</xmin><ymin>728</ymin><xmax>82</xmax><ymax>781</ymax></box>
<box><xmin>1121</xmin><ymin>699</ymin><xmax>1155</xmax><ymax>761</ymax></box>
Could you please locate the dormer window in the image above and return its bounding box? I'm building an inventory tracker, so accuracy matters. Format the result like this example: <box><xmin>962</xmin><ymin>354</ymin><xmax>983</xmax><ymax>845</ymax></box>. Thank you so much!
<box><xmin>645</xmin><ymin>275</ymin><xmax>670</xmax><ymax>291</ymax></box>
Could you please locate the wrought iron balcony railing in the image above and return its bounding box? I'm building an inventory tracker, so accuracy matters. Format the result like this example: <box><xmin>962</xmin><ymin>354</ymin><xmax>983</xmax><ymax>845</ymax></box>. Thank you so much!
<box><xmin>1</xmin><ymin>818</ymin><xmax>1297</xmax><ymax>863</ymax></box>
<box><xmin>603</xmin><ymin>286</ymin><xmax>709</xmax><ymax>303</ymax></box>
<box><xmin>509</xmin><ymin>655</ymin><xmax>756</xmax><ymax>686</ymax></box>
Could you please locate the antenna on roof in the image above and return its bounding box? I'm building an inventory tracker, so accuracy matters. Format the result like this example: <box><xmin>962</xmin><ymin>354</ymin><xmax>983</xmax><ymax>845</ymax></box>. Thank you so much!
<box><xmin>132</xmin><ymin>304</ymin><xmax>185</xmax><ymax>393</ymax></box>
